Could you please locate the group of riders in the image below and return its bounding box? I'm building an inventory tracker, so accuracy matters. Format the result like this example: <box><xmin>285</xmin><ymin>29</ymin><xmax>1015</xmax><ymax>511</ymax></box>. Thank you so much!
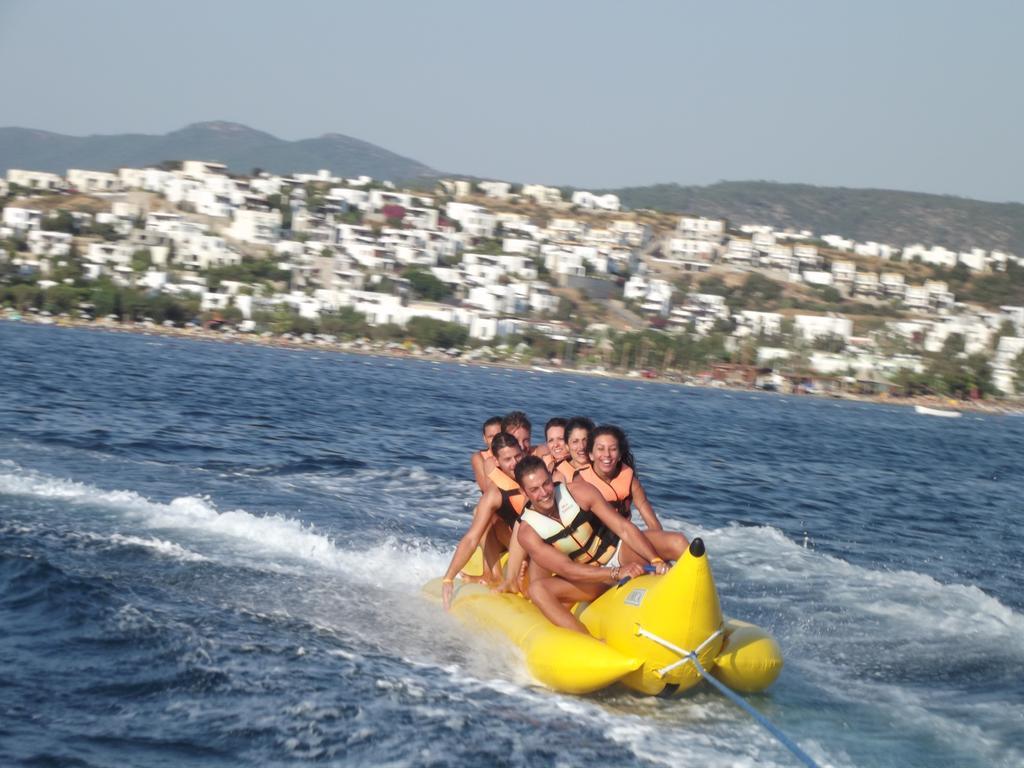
<box><xmin>441</xmin><ymin>411</ymin><xmax>689</xmax><ymax>633</ymax></box>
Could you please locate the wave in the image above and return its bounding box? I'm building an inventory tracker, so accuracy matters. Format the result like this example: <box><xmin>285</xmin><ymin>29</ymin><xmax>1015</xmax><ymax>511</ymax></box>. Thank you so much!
<box><xmin>0</xmin><ymin>462</ymin><xmax>447</xmax><ymax>590</ymax></box>
<box><xmin>694</xmin><ymin>523</ymin><xmax>1024</xmax><ymax>767</ymax></box>
<box><xmin>0</xmin><ymin>520</ymin><xmax>209</xmax><ymax>565</ymax></box>
<box><xmin>698</xmin><ymin>522</ymin><xmax>1024</xmax><ymax>644</ymax></box>
<box><xmin>4</xmin><ymin>461</ymin><xmax>1022</xmax><ymax>765</ymax></box>
<box><xmin>196</xmin><ymin>454</ymin><xmax>367</xmax><ymax>476</ymax></box>
<box><xmin>0</xmin><ymin>552</ymin><xmax>110</xmax><ymax>621</ymax></box>
<box><xmin>106</xmin><ymin>533</ymin><xmax>210</xmax><ymax>563</ymax></box>
<box><xmin>4</xmin><ymin>460</ymin><xmax>1021</xmax><ymax>641</ymax></box>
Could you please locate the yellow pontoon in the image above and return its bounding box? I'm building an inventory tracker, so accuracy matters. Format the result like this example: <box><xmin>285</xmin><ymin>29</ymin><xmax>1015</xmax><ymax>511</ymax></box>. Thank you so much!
<box><xmin>424</xmin><ymin>538</ymin><xmax>782</xmax><ymax>696</ymax></box>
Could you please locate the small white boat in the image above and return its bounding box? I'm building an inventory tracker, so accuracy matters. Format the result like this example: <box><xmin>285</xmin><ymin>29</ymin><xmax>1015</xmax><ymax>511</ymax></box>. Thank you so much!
<box><xmin>915</xmin><ymin>405</ymin><xmax>962</xmax><ymax>418</ymax></box>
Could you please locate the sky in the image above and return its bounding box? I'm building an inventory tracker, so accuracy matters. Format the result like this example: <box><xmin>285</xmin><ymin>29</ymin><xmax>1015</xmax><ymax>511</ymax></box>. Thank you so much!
<box><xmin>1</xmin><ymin>0</ymin><xmax>1022</xmax><ymax>202</ymax></box>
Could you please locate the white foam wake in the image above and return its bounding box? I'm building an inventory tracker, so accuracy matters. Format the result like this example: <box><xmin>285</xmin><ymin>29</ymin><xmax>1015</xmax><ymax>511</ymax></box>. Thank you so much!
<box><xmin>0</xmin><ymin>462</ymin><xmax>448</xmax><ymax>590</ymax></box>
<box><xmin>696</xmin><ymin>521</ymin><xmax>1024</xmax><ymax>644</ymax></box>
<box><xmin>107</xmin><ymin>533</ymin><xmax>209</xmax><ymax>562</ymax></box>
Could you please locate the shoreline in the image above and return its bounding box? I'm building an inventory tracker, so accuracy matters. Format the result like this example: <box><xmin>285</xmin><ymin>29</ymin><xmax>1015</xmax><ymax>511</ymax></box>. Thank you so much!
<box><xmin>7</xmin><ymin>315</ymin><xmax>1023</xmax><ymax>415</ymax></box>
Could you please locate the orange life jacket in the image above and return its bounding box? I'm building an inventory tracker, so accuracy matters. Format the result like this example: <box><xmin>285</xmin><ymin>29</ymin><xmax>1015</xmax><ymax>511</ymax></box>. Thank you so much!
<box><xmin>579</xmin><ymin>464</ymin><xmax>634</xmax><ymax>519</ymax></box>
<box><xmin>556</xmin><ymin>459</ymin><xmax>588</xmax><ymax>482</ymax></box>
<box><xmin>488</xmin><ymin>466</ymin><xmax>526</xmax><ymax>527</ymax></box>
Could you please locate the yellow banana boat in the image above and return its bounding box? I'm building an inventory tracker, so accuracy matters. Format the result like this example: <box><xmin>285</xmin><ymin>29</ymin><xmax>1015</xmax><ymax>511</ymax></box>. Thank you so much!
<box><xmin>425</xmin><ymin>538</ymin><xmax>782</xmax><ymax>696</ymax></box>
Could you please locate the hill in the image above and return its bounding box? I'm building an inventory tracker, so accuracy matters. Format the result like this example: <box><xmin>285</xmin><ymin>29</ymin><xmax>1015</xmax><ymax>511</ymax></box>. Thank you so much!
<box><xmin>5</xmin><ymin>122</ymin><xmax>1024</xmax><ymax>254</ymax></box>
<box><xmin>0</xmin><ymin>122</ymin><xmax>437</xmax><ymax>182</ymax></box>
<box><xmin>602</xmin><ymin>181</ymin><xmax>1024</xmax><ymax>255</ymax></box>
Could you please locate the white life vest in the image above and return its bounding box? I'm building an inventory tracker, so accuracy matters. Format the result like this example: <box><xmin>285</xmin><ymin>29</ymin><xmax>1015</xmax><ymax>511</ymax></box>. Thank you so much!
<box><xmin>520</xmin><ymin>484</ymin><xmax>617</xmax><ymax>565</ymax></box>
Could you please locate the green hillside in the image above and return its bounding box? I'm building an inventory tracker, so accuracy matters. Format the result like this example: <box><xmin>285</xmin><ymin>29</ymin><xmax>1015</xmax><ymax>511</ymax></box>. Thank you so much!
<box><xmin>0</xmin><ymin>122</ymin><xmax>437</xmax><ymax>182</ymax></box>
<box><xmin>604</xmin><ymin>181</ymin><xmax>1024</xmax><ymax>255</ymax></box>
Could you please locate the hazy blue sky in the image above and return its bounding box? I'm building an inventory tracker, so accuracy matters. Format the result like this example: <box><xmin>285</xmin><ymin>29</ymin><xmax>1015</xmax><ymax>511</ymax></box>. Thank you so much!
<box><xmin>1</xmin><ymin>0</ymin><xmax>1021</xmax><ymax>201</ymax></box>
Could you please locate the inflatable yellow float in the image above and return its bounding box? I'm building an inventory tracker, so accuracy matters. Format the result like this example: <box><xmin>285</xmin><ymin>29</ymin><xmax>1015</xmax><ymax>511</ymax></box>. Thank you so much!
<box><xmin>424</xmin><ymin>538</ymin><xmax>783</xmax><ymax>696</ymax></box>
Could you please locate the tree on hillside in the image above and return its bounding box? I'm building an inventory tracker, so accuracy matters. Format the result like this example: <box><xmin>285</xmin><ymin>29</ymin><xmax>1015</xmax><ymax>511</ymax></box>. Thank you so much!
<box><xmin>402</xmin><ymin>268</ymin><xmax>452</xmax><ymax>302</ymax></box>
<box><xmin>206</xmin><ymin>257</ymin><xmax>287</xmax><ymax>291</ymax></box>
<box><xmin>131</xmin><ymin>249</ymin><xmax>153</xmax><ymax>273</ymax></box>
<box><xmin>42</xmin><ymin>284</ymin><xmax>82</xmax><ymax>314</ymax></box>
<box><xmin>41</xmin><ymin>210</ymin><xmax>77</xmax><ymax>234</ymax></box>
<box><xmin>405</xmin><ymin>316</ymin><xmax>468</xmax><ymax>348</ymax></box>
<box><xmin>812</xmin><ymin>333</ymin><xmax>847</xmax><ymax>353</ymax></box>
<box><xmin>319</xmin><ymin>307</ymin><xmax>370</xmax><ymax>337</ymax></box>
<box><xmin>472</xmin><ymin>238</ymin><xmax>504</xmax><ymax>255</ymax></box>
<box><xmin>993</xmin><ymin>320</ymin><xmax>1017</xmax><ymax>348</ymax></box>
<box><xmin>941</xmin><ymin>333</ymin><xmax>966</xmax><ymax>355</ymax></box>
<box><xmin>4</xmin><ymin>283</ymin><xmax>44</xmax><ymax>311</ymax></box>
<box><xmin>925</xmin><ymin>350</ymin><xmax>993</xmax><ymax>398</ymax></box>
<box><xmin>961</xmin><ymin>261</ymin><xmax>1024</xmax><ymax>307</ymax></box>
<box><xmin>816</xmin><ymin>286</ymin><xmax>843</xmax><ymax>304</ymax></box>
<box><xmin>737</xmin><ymin>272</ymin><xmax>783</xmax><ymax>307</ymax></box>
<box><xmin>965</xmin><ymin>353</ymin><xmax>995</xmax><ymax>397</ymax></box>
<box><xmin>891</xmin><ymin>368</ymin><xmax>933</xmax><ymax>397</ymax></box>
<box><xmin>932</xmin><ymin>262</ymin><xmax>972</xmax><ymax>291</ymax></box>
<box><xmin>698</xmin><ymin>275</ymin><xmax>729</xmax><ymax>296</ymax></box>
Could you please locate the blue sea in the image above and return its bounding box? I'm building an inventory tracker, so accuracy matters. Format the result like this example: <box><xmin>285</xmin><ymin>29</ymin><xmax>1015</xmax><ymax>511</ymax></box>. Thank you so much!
<box><xmin>1</xmin><ymin>322</ymin><xmax>1022</xmax><ymax>768</ymax></box>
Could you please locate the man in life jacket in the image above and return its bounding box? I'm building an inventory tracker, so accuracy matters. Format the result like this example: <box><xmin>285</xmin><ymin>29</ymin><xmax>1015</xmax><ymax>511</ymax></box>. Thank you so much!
<box><xmin>442</xmin><ymin>431</ymin><xmax>526</xmax><ymax>609</ymax></box>
<box><xmin>501</xmin><ymin>410</ymin><xmax>533</xmax><ymax>455</ymax></box>
<box><xmin>507</xmin><ymin>456</ymin><xmax>688</xmax><ymax>633</ymax></box>
<box><xmin>471</xmin><ymin>415</ymin><xmax>503</xmax><ymax>493</ymax></box>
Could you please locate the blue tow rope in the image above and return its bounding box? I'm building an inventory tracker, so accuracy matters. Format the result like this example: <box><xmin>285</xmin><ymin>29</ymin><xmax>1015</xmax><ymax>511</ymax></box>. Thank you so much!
<box><xmin>685</xmin><ymin>652</ymin><xmax>820</xmax><ymax>768</ymax></box>
<box><xmin>623</xmin><ymin>566</ymin><xmax>821</xmax><ymax>768</ymax></box>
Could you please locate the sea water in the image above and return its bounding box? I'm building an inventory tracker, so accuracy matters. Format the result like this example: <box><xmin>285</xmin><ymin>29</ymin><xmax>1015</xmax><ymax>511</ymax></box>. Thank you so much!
<box><xmin>1</xmin><ymin>322</ymin><xmax>1021</xmax><ymax>768</ymax></box>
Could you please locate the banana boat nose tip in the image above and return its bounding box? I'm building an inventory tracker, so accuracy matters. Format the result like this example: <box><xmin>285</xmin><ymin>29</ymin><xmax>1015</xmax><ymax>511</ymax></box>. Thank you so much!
<box><xmin>689</xmin><ymin>537</ymin><xmax>705</xmax><ymax>558</ymax></box>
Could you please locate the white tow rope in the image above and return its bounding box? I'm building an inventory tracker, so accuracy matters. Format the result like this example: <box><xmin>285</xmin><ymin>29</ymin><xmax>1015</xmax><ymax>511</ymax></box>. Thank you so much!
<box><xmin>636</xmin><ymin>625</ymin><xmax>822</xmax><ymax>768</ymax></box>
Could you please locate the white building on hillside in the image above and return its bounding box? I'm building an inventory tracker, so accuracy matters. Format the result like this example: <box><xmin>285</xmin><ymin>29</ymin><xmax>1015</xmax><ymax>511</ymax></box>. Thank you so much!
<box><xmin>667</xmin><ymin>237</ymin><xmax>716</xmax><ymax>261</ymax></box>
<box><xmin>802</xmin><ymin>270</ymin><xmax>834</xmax><ymax>287</ymax></box>
<box><xmin>992</xmin><ymin>335</ymin><xmax>1024</xmax><ymax>393</ymax></box>
<box><xmin>571</xmin><ymin>191</ymin><xmax>621</xmax><ymax>211</ymax></box>
<box><xmin>547</xmin><ymin>218</ymin><xmax>586</xmax><ymax>241</ymax></box>
<box><xmin>853</xmin><ymin>241</ymin><xmax>897</xmax><ymax>259</ymax></box>
<box><xmin>958</xmin><ymin>248</ymin><xmax>988</xmax><ymax>272</ymax></box>
<box><xmin>903</xmin><ymin>285</ymin><xmax>929</xmax><ymax>311</ymax></box>
<box><xmin>226</xmin><ymin>209</ymin><xmax>282</xmax><ymax>244</ymax></box>
<box><xmin>903</xmin><ymin>243</ymin><xmax>958</xmax><ymax>268</ymax></box>
<box><xmin>181</xmin><ymin>160</ymin><xmax>229</xmax><ymax>179</ymax></box>
<box><xmin>86</xmin><ymin>241</ymin><xmax>135</xmax><ymax>267</ymax></box>
<box><xmin>669</xmin><ymin>293</ymin><xmax>730</xmax><ymax>335</ymax></box>
<box><xmin>521</xmin><ymin>184</ymin><xmax>563</xmax><ymax>206</ymax></box>
<box><xmin>478</xmin><ymin>181</ymin><xmax>512</xmax><ymax>199</ymax></box>
<box><xmin>2</xmin><ymin>207</ymin><xmax>43</xmax><ymax>231</ymax></box>
<box><xmin>822</xmin><ymin>234</ymin><xmax>853</xmax><ymax>251</ymax></box>
<box><xmin>678</xmin><ymin>216</ymin><xmax>725</xmax><ymax>240</ymax></box>
<box><xmin>173</xmin><ymin>233</ymin><xmax>241</xmax><ymax>270</ymax></box>
<box><xmin>611</xmin><ymin>219</ymin><xmax>650</xmax><ymax>247</ymax></box>
<box><xmin>445</xmin><ymin>202</ymin><xmax>496</xmax><ymax>238</ymax></box>
<box><xmin>6</xmin><ymin>169</ymin><xmax>65</xmax><ymax>192</ymax></box>
<box><xmin>794</xmin><ymin>314</ymin><xmax>853</xmax><ymax>341</ymax></box>
<box><xmin>794</xmin><ymin>243</ymin><xmax>821</xmax><ymax>266</ymax></box>
<box><xmin>723</xmin><ymin>238</ymin><xmax>754</xmax><ymax>263</ymax></box>
<box><xmin>67</xmin><ymin>169</ymin><xmax>122</xmax><ymax>194</ymax></box>
<box><xmin>27</xmin><ymin>230</ymin><xmax>72</xmax><ymax>258</ymax></box>
<box><xmin>736</xmin><ymin>310</ymin><xmax>782</xmax><ymax>337</ymax></box>
<box><xmin>880</xmin><ymin>272</ymin><xmax>906</xmax><ymax>297</ymax></box>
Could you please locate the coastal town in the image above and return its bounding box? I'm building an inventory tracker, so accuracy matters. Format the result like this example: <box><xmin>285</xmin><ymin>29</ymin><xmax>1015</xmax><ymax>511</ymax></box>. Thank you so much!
<box><xmin>2</xmin><ymin>160</ymin><xmax>1024</xmax><ymax>400</ymax></box>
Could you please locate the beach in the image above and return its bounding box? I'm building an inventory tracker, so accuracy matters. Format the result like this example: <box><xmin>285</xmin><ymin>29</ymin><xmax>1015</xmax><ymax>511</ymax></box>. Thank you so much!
<box><xmin>8</xmin><ymin>312</ymin><xmax>1021</xmax><ymax>416</ymax></box>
